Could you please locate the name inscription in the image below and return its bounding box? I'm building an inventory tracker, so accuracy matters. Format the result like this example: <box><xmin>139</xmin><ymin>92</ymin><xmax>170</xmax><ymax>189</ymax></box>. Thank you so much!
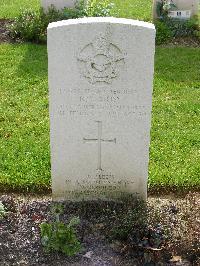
<box><xmin>56</xmin><ymin>87</ymin><xmax>149</xmax><ymax>119</ymax></box>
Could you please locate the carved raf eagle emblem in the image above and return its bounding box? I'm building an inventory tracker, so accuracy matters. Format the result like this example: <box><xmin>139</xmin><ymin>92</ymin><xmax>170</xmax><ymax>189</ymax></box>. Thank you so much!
<box><xmin>77</xmin><ymin>34</ymin><xmax>125</xmax><ymax>84</ymax></box>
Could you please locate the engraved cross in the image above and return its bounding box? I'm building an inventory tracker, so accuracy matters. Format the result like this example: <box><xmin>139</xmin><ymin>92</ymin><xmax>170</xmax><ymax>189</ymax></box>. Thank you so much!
<box><xmin>83</xmin><ymin>121</ymin><xmax>116</xmax><ymax>170</ymax></box>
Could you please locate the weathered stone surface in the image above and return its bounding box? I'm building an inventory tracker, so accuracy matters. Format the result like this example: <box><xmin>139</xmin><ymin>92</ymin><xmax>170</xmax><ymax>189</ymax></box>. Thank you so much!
<box><xmin>41</xmin><ymin>0</ymin><xmax>79</xmax><ymax>10</ymax></box>
<box><xmin>48</xmin><ymin>17</ymin><xmax>155</xmax><ymax>201</ymax></box>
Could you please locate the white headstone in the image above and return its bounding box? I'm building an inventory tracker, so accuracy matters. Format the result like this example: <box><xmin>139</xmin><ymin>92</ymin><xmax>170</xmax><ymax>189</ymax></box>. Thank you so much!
<box><xmin>48</xmin><ymin>17</ymin><xmax>155</xmax><ymax>201</ymax></box>
<box><xmin>153</xmin><ymin>0</ymin><xmax>199</xmax><ymax>20</ymax></box>
<box><xmin>41</xmin><ymin>0</ymin><xmax>79</xmax><ymax>10</ymax></box>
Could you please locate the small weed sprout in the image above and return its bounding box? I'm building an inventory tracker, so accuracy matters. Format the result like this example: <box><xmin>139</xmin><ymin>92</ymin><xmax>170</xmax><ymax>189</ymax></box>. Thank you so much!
<box><xmin>40</xmin><ymin>203</ymin><xmax>81</xmax><ymax>256</ymax></box>
<box><xmin>0</xmin><ymin>201</ymin><xmax>6</xmax><ymax>219</ymax></box>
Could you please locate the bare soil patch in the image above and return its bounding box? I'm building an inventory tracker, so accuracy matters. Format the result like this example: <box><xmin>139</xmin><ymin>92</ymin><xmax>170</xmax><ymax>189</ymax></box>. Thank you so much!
<box><xmin>160</xmin><ymin>37</ymin><xmax>200</xmax><ymax>48</ymax></box>
<box><xmin>0</xmin><ymin>193</ymin><xmax>199</xmax><ymax>266</ymax></box>
<box><xmin>0</xmin><ymin>19</ymin><xmax>14</xmax><ymax>43</ymax></box>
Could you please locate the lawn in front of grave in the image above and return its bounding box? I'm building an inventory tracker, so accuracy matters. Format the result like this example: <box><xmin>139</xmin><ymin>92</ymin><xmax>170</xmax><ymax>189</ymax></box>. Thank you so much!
<box><xmin>0</xmin><ymin>44</ymin><xmax>50</xmax><ymax>192</ymax></box>
<box><xmin>0</xmin><ymin>44</ymin><xmax>199</xmax><ymax>193</ymax></box>
<box><xmin>150</xmin><ymin>46</ymin><xmax>200</xmax><ymax>192</ymax></box>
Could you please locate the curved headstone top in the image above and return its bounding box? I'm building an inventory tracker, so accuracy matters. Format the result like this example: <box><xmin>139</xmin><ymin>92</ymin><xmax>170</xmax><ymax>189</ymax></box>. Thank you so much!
<box><xmin>48</xmin><ymin>16</ymin><xmax>155</xmax><ymax>202</ymax></box>
<box><xmin>48</xmin><ymin>17</ymin><xmax>155</xmax><ymax>30</ymax></box>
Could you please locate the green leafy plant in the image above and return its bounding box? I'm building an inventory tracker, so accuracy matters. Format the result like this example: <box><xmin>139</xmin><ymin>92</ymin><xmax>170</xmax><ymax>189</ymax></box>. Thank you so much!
<box><xmin>156</xmin><ymin>1</ymin><xmax>166</xmax><ymax>18</ymax></box>
<box><xmin>162</xmin><ymin>1</ymin><xmax>177</xmax><ymax>13</ymax></box>
<box><xmin>40</xmin><ymin>204</ymin><xmax>81</xmax><ymax>256</ymax></box>
<box><xmin>9</xmin><ymin>7</ymin><xmax>66</xmax><ymax>43</ymax></box>
<box><xmin>85</xmin><ymin>0</ymin><xmax>115</xmax><ymax>17</ymax></box>
<box><xmin>155</xmin><ymin>0</ymin><xmax>200</xmax><ymax>43</ymax></box>
<box><xmin>155</xmin><ymin>20</ymin><xmax>173</xmax><ymax>45</ymax></box>
<box><xmin>9</xmin><ymin>9</ymin><xmax>42</xmax><ymax>42</ymax></box>
<box><xmin>164</xmin><ymin>16</ymin><xmax>200</xmax><ymax>38</ymax></box>
<box><xmin>0</xmin><ymin>201</ymin><xmax>6</xmax><ymax>219</ymax></box>
<box><xmin>9</xmin><ymin>0</ymin><xmax>115</xmax><ymax>43</ymax></box>
<box><xmin>156</xmin><ymin>0</ymin><xmax>177</xmax><ymax>18</ymax></box>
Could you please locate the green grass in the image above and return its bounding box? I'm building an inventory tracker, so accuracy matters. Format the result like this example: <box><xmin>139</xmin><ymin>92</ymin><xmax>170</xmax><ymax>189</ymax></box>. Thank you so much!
<box><xmin>0</xmin><ymin>44</ymin><xmax>50</xmax><ymax>192</ymax></box>
<box><xmin>150</xmin><ymin>47</ymin><xmax>200</xmax><ymax>191</ymax></box>
<box><xmin>0</xmin><ymin>0</ymin><xmax>40</xmax><ymax>18</ymax></box>
<box><xmin>111</xmin><ymin>0</ymin><xmax>152</xmax><ymax>21</ymax></box>
<box><xmin>0</xmin><ymin>0</ymin><xmax>152</xmax><ymax>20</ymax></box>
<box><xmin>0</xmin><ymin>44</ymin><xmax>199</xmax><ymax>192</ymax></box>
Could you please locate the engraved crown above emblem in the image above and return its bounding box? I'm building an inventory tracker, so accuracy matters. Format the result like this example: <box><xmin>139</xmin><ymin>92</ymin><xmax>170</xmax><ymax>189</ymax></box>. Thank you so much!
<box><xmin>77</xmin><ymin>33</ymin><xmax>125</xmax><ymax>84</ymax></box>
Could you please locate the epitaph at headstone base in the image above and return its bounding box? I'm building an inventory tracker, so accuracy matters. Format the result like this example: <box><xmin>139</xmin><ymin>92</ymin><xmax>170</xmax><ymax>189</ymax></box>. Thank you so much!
<box><xmin>48</xmin><ymin>17</ymin><xmax>155</xmax><ymax>201</ymax></box>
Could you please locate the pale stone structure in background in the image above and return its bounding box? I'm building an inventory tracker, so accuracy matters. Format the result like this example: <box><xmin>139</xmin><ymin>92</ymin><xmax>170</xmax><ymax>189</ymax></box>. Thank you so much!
<box><xmin>48</xmin><ymin>17</ymin><xmax>155</xmax><ymax>201</ymax></box>
<box><xmin>41</xmin><ymin>0</ymin><xmax>80</xmax><ymax>10</ymax></box>
<box><xmin>153</xmin><ymin>0</ymin><xmax>199</xmax><ymax>20</ymax></box>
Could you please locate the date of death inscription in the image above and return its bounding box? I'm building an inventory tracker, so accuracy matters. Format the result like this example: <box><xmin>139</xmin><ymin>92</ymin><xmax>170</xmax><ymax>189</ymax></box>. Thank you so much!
<box><xmin>56</xmin><ymin>87</ymin><xmax>150</xmax><ymax>119</ymax></box>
